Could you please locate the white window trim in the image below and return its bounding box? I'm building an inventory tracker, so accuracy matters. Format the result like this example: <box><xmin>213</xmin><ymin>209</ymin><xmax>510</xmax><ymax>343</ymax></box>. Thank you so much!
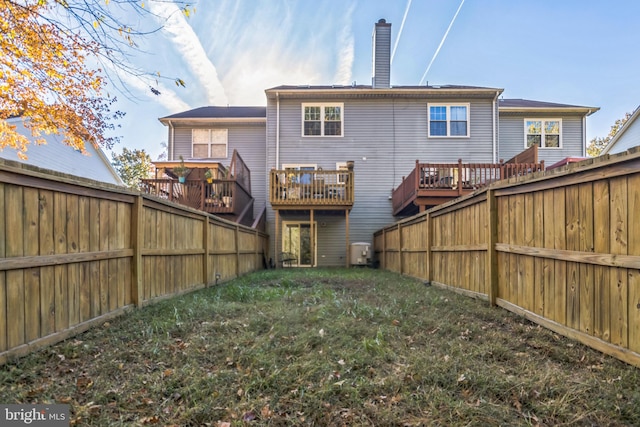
<box><xmin>301</xmin><ymin>103</ymin><xmax>344</xmax><ymax>138</ymax></box>
<box><xmin>524</xmin><ymin>118</ymin><xmax>563</xmax><ymax>149</ymax></box>
<box><xmin>192</xmin><ymin>128</ymin><xmax>228</xmax><ymax>158</ymax></box>
<box><xmin>281</xmin><ymin>164</ymin><xmax>317</xmax><ymax>182</ymax></box>
<box><xmin>427</xmin><ymin>103</ymin><xmax>470</xmax><ymax>138</ymax></box>
<box><xmin>336</xmin><ymin>162</ymin><xmax>348</xmax><ymax>184</ymax></box>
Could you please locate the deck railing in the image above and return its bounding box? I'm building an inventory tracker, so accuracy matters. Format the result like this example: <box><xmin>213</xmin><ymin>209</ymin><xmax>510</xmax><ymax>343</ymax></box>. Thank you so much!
<box><xmin>393</xmin><ymin>158</ymin><xmax>544</xmax><ymax>214</ymax></box>
<box><xmin>269</xmin><ymin>169</ymin><xmax>354</xmax><ymax>208</ymax></box>
<box><xmin>140</xmin><ymin>178</ymin><xmax>250</xmax><ymax>215</ymax></box>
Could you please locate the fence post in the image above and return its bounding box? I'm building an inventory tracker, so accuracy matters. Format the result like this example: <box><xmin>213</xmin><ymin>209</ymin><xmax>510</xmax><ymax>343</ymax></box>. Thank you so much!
<box><xmin>398</xmin><ymin>222</ymin><xmax>403</xmax><ymax>275</ymax></box>
<box><xmin>131</xmin><ymin>195</ymin><xmax>144</xmax><ymax>306</ymax></box>
<box><xmin>457</xmin><ymin>158</ymin><xmax>463</xmax><ymax>196</ymax></box>
<box><xmin>486</xmin><ymin>189</ymin><xmax>498</xmax><ymax>305</ymax></box>
<box><xmin>425</xmin><ymin>212</ymin><xmax>431</xmax><ymax>284</ymax></box>
<box><xmin>203</xmin><ymin>214</ymin><xmax>209</xmax><ymax>286</ymax></box>
<box><xmin>382</xmin><ymin>228</ymin><xmax>386</xmax><ymax>270</ymax></box>
<box><xmin>235</xmin><ymin>224</ymin><xmax>240</xmax><ymax>278</ymax></box>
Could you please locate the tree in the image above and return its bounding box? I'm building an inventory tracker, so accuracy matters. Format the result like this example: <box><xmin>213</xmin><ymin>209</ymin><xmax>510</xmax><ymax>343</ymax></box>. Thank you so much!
<box><xmin>0</xmin><ymin>0</ymin><xmax>190</xmax><ymax>158</ymax></box>
<box><xmin>111</xmin><ymin>147</ymin><xmax>154</xmax><ymax>190</ymax></box>
<box><xmin>587</xmin><ymin>112</ymin><xmax>632</xmax><ymax>157</ymax></box>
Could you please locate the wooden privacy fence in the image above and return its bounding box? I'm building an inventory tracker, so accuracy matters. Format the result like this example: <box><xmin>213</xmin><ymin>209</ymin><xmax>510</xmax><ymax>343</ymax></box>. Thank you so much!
<box><xmin>0</xmin><ymin>160</ymin><xmax>268</xmax><ymax>364</ymax></box>
<box><xmin>374</xmin><ymin>148</ymin><xmax>640</xmax><ymax>368</ymax></box>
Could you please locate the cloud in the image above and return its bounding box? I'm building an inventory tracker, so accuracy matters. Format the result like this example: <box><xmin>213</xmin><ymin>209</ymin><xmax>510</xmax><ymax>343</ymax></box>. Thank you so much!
<box><xmin>332</xmin><ymin>2</ymin><xmax>356</xmax><ymax>85</ymax></box>
<box><xmin>149</xmin><ymin>1</ymin><xmax>229</xmax><ymax>105</ymax></box>
<box><xmin>196</xmin><ymin>1</ymin><xmax>338</xmax><ymax>105</ymax></box>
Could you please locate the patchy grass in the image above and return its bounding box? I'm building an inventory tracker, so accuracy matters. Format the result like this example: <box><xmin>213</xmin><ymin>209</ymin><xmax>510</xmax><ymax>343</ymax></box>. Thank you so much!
<box><xmin>1</xmin><ymin>268</ymin><xmax>639</xmax><ymax>426</ymax></box>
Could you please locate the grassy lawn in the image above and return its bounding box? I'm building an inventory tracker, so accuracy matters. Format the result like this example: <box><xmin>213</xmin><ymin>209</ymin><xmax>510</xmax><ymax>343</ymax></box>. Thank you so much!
<box><xmin>1</xmin><ymin>268</ymin><xmax>639</xmax><ymax>426</ymax></box>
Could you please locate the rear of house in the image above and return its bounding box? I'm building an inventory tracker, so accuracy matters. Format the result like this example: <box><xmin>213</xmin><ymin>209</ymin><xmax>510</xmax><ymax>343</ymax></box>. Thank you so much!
<box><xmin>498</xmin><ymin>99</ymin><xmax>598</xmax><ymax>164</ymax></box>
<box><xmin>150</xmin><ymin>18</ymin><xmax>598</xmax><ymax>268</ymax></box>
<box><xmin>265</xmin><ymin>85</ymin><xmax>502</xmax><ymax>267</ymax></box>
<box><xmin>157</xmin><ymin>106</ymin><xmax>267</xmax><ymax>223</ymax></box>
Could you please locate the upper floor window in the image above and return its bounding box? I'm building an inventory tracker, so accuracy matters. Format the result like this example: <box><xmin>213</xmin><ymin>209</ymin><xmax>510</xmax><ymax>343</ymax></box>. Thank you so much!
<box><xmin>428</xmin><ymin>104</ymin><xmax>469</xmax><ymax>137</ymax></box>
<box><xmin>525</xmin><ymin>119</ymin><xmax>561</xmax><ymax>148</ymax></box>
<box><xmin>302</xmin><ymin>104</ymin><xmax>343</xmax><ymax>137</ymax></box>
<box><xmin>192</xmin><ymin>129</ymin><xmax>228</xmax><ymax>158</ymax></box>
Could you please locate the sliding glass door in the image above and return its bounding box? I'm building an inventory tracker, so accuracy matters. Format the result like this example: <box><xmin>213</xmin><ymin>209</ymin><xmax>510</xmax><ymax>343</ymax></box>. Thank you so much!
<box><xmin>282</xmin><ymin>221</ymin><xmax>316</xmax><ymax>267</ymax></box>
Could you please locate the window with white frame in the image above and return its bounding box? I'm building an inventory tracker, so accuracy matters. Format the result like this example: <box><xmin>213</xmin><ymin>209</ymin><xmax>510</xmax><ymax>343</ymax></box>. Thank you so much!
<box><xmin>525</xmin><ymin>119</ymin><xmax>561</xmax><ymax>148</ymax></box>
<box><xmin>302</xmin><ymin>104</ymin><xmax>343</xmax><ymax>137</ymax></box>
<box><xmin>192</xmin><ymin>129</ymin><xmax>228</xmax><ymax>158</ymax></box>
<box><xmin>282</xmin><ymin>164</ymin><xmax>316</xmax><ymax>184</ymax></box>
<box><xmin>428</xmin><ymin>104</ymin><xmax>469</xmax><ymax>137</ymax></box>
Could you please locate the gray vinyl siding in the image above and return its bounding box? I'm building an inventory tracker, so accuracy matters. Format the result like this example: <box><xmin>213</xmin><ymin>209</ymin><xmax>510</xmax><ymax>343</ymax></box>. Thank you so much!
<box><xmin>266</xmin><ymin>95</ymin><xmax>496</xmax><ymax>265</ymax></box>
<box><xmin>498</xmin><ymin>113</ymin><xmax>585</xmax><ymax>164</ymax></box>
<box><xmin>607</xmin><ymin>116</ymin><xmax>640</xmax><ymax>154</ymax></box>
<box><xmin>172</xmin><ymin>128</ymin><xmax>194</xmax><ymax>160</ymax></box>
<box><xmin>2</xmin><ymin>118</ymin><xmax>123</xmax><ymax>185</ymax></box>
<box><xmin>170</xmin><ymin>123</ymin><xmax>266</xmax><ymax>218</ymax></box>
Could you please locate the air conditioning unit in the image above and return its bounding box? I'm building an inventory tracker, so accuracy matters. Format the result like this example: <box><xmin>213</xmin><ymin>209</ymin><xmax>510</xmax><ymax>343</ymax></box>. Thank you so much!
<box><xmin>350</xmin><ymin>242</ymin><xmax>371</xmax><ymax>266</ymax></box>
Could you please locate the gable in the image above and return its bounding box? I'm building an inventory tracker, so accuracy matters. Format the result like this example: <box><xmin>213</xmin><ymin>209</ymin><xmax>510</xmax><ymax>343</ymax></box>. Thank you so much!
<box><xmin>0</xmin><ymin>118</ymin><xmax>123</xmax><ymax>185</ymax></box>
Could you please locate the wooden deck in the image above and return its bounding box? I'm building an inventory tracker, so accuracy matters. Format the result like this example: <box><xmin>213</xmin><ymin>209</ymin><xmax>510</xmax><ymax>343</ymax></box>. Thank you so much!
<box><xmin>142</xmin><ymin>150</ymin><xmax>255</xmax><ymax>226</ymax></box>
<box><xmin>269</xmin><ymin>168</ymin><xmax>354</xmax><ymax>211</ymax></box>
<box><xmin>392</xmin><ymin>158</ymin><xmax>544</xmax><ymax>216</ymax></box>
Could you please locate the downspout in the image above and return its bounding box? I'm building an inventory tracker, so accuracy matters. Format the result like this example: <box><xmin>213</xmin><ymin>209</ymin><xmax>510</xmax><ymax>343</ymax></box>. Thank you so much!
<box><xmin>492</xmin><ymin>91</ymin><xmax>499</xmax><ymax>163</ymax></box>
<box><xmin>169</xmin><ymin>121</ymin><xmax>175</xmax><ymax>161</ymax></box>
<box><xmin>582</xmin><ymin>112</ymin><xmax>590</xmax><ymax>157</ymax></box>
<box><xmin>276</xmin><ymin>92</ymin><xmax>280</xmax><ymax>169</ymax></box>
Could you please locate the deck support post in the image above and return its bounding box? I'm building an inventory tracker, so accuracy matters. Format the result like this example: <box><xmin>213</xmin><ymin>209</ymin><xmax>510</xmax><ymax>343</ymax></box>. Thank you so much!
<box><xmin>275</xmin><ymin>210</ymin><xmax>280</xmax><ymax>269</ymax></box>
<box><xmin>310</xmin><ymin>209</ymin><xmax>315</xmax><ymax>267</ymax></box>
<box><xmin>345</xmin><ymin>209</ymin><xmax>350</xmax><ymax>268</ymax></box>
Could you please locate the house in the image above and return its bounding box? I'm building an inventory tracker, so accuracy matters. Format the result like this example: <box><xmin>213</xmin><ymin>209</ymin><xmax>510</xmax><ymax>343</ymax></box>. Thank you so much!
<box><xmin>498</xmin><ymin>99</ymin><xmax>598</xmax><ymax>163</ymax></box>
<box><xmin>149</xmin><ymin>106</ymin><xmax>266</xmax><ymax>226</ymax></box>
<box><xmin>151</xmin><ymin>19</ymin><xmax>598</xmax><ymax>268</ymax></box>
<box><xmin>601</xmin><ymin>105</ymin><xmax>640</xmax><ymax>155</ymax></box>
<box><xmin>0</xmin><ymin>116</ymin><xmax>124</xmax><ymax>186</ymax></box>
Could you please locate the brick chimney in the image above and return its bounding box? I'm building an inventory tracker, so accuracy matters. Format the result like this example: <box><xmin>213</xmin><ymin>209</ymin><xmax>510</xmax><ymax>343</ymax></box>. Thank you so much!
<box><xmin>372</xmin><ymin>19</ymin><xmax>391</xmax><ymax>89</ymax></box>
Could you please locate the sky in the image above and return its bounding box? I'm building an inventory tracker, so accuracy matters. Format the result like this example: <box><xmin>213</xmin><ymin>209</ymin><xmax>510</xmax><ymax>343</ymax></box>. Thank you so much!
<box><xmin>104</xmin><ymin>0</ymin><xmax>640</xmax><ymax>160</ymax></box>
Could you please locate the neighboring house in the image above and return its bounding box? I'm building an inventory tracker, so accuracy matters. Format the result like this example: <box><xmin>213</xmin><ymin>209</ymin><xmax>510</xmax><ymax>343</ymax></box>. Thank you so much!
<box><xmin>601</xmin><ymin>105</ymin><xmax>640</xmax><ymax>155</ymax></box>
<box><xmin>153</xmin><ymin>18</ymin><xmax>598</xmax><ymax>268</ymax></box>
<box><xmin>153</xmin><ymin>106</ymin><xmax>267</xmax><ymax>225</ymax></box>
<box><xmin>498</xmin><ymin>99</ymin><xmax>598</xmax><ymax>164</ymax></box>
<box><xmin>0</xmin><ymin>117</ymin><xmax>123</xmax><ymax>186</ymax></box>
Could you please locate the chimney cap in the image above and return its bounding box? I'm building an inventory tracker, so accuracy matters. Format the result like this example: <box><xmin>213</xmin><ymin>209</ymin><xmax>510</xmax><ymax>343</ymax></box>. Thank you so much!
<box><xmin>376</xmin><ymin>18</ymin><xmax>391</xmax><ymax>26</ymax></box>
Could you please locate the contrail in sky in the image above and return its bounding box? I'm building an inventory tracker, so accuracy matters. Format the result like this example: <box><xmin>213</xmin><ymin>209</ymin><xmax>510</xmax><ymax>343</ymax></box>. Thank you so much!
<box><xmin>390</xmin><ymin>0</ymin><xmax>412</xmax><ymax>65</ymax></box>
<box><xmin>419</xmin><ymin>0</ymin><xmax>465</xmax><ymax>85</ymax></box>
<box><xmin>150</xmin><ymin>1</ymin><xmax>229</xmax><ymax>105</ymax></box>
<box><xmin>333</xmin><ymin>2</ymin><xmax>356</xmax><ymax>84</ymax></box>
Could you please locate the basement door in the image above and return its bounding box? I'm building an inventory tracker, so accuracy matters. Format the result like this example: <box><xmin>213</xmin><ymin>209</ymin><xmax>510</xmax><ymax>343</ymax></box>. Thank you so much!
<box><xmin>282</xmin><ymin>221</ymin><xmax>317</xmax><ymax>267</ymax></box>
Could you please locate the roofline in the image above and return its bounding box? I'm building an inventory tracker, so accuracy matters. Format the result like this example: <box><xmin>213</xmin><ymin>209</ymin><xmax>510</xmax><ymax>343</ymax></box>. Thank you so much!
<box><xmin>601</xmin><ymin>105</ymin><xmax>640</xmax><ymax>155</ymax></box>
<box><xmin>6</xmin><ymin>116</ymin><xmax>124</xmax><ymax>186</ymax></box>
<box><xmin>159</xmin><ymin>117</ymin><xmax>267</xmax><ymax>125</ymax></box>
<box><xmin>265</xmin><ymin>87</ymin><xmax>504</xmax><ymax>98</ymax></box>
<box><xmin>499</xmin><ymin>106</ymin><xmax>600</xmax><ymax>116</ymax></box>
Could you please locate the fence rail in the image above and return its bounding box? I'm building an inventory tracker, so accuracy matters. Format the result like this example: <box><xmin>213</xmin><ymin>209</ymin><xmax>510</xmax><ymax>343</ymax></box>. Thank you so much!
<box><xmin>0</xmin><ymin>159</ymin><xmax>268</xmax><ymax>364</ymax></box>
<box><xmin>375</xmin><ymin>148</ymin><xmax>640</xmax><ymax>368</ymax></box>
